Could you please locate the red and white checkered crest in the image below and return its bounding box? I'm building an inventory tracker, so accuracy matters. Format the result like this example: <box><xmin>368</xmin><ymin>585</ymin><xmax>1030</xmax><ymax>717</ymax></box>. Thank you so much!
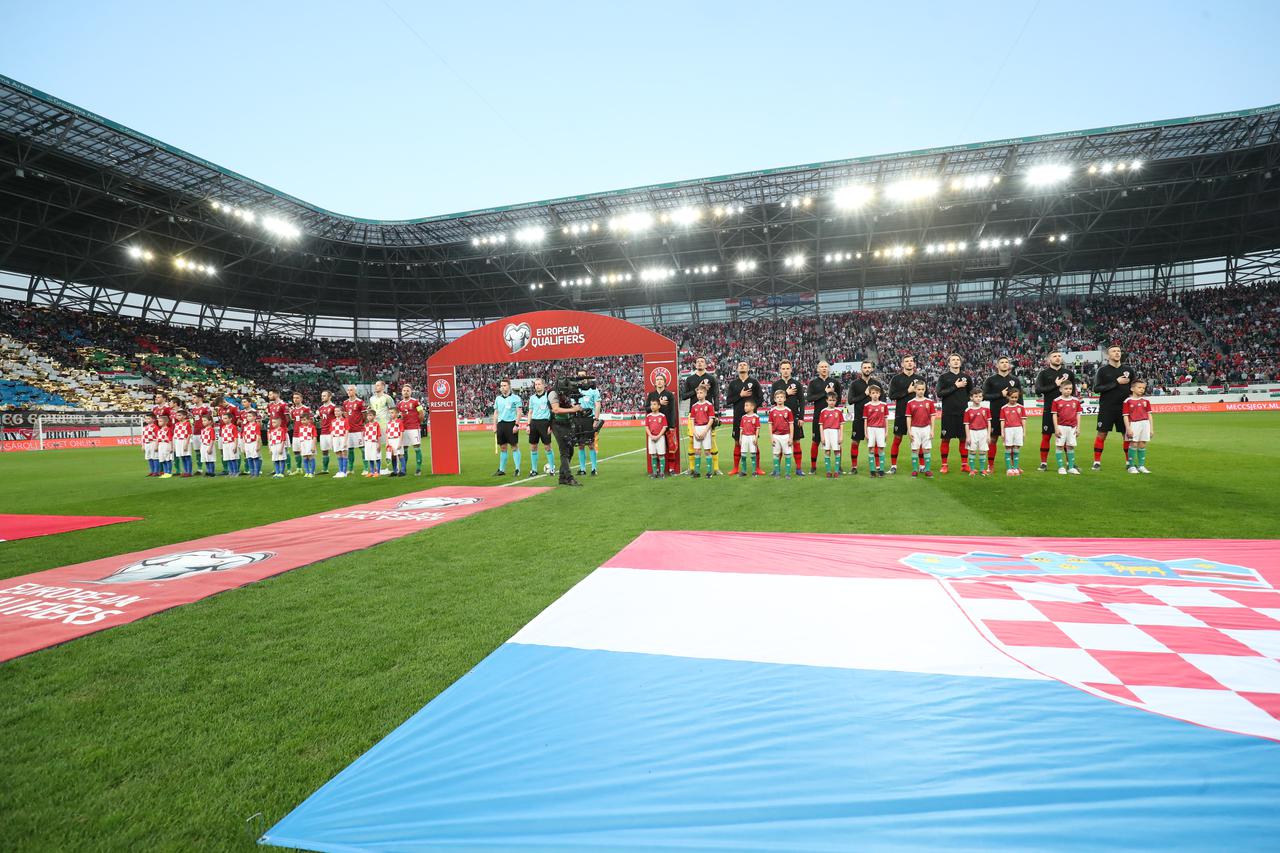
<box><xmin>944</xmin><ymin>577</ymin><xmax>1280</xmax><ymax>741</ymax></box>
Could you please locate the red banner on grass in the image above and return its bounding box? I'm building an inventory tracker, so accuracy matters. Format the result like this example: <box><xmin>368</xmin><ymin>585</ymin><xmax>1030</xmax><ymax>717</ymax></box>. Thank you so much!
<box><xmin>0</xmin><ymin>514</ymin><xmax>141</xmax><ymax>543</ymax></box>
<box><xmin>0</xmin><ymin>486</ymin><xmax>545</xmax><ymax>662</ymax></box>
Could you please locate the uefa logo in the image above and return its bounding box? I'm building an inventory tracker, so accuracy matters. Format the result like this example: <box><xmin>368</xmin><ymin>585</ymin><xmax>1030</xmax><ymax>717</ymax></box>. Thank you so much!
<box><xmin>648</xmin><ymin>365</ymin><xmax>672</xmax><ymax>388</ymax></box>
<box><xmin>502</xmin><ymin>322</ymin><xmax>532</xmax><ymax>355</ymax></box>
<box><xmin>432</xmin><ymin>378</ymin><xmax>451</xmax><ymax>399</ymax></box>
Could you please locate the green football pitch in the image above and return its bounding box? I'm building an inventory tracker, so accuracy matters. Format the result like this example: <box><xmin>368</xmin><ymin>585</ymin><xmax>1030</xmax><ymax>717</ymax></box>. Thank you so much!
<box><xmin>2</xmin><ymin>412</ymin><xmax>1277</xmax><ymax>850</ymax></box>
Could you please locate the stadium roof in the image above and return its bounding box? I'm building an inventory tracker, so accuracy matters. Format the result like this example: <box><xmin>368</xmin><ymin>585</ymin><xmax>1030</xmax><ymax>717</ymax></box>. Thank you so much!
<box><xmin>2</xmin><ymin>72</ymin><xmax>1279</xmax><ymax>333</ymax></box>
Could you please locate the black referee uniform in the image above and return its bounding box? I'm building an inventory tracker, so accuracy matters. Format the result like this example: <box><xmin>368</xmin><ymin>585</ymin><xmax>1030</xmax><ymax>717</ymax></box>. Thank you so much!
<box><xmin>1093</xmin><ymin>361</ymin><xmax>1134</xmax><ymax>434</ymax></box>
<box><xmin>982</xmin><ymin>372</ymin><xmax>1022</xmax><ymax>438</ymax></box>
<box><xmin>936</xmin><ymin>369</ymin><xmax>972</xmax><ymax>443</ymax></box>
<box><xmin>888</xmin><ymin>371</ymin><xmax>917</xmax><ymax>437</ymax></box>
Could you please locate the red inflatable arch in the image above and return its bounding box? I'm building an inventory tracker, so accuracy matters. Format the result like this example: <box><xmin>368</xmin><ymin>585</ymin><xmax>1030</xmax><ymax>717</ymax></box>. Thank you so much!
<box><xmin>426</xmin><ymin>310</ymin><xmax>679</xmax><ymax>475</ymax></box>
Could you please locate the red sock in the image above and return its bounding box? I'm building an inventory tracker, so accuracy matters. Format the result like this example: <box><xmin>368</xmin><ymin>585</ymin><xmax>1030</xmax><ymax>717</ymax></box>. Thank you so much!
<box><xmin>919</xmin><ymin>449</ymin><xmax>926</xmax><ymax>467</ymax></box>
<box><xmin>940</xmin><ymin>440</ymin><xmax>950</xmax><ymax>464</ymax></box>
<box><xmin>732</xmin><ymin>444</ymin><xmax>741</xmax><ymax>471</ymax></box>
<box><xmin>959</xmin><ymin>444</ymin><xmax>969</xmax><ymax>465</ymax></box>
<box><xmin>666</xmin><ymin>429</ymin><xmax>677</xmax><ymax>473</ymax></box>
<box><xmin>793</xmin><ymin>445</ymin><xmax>803</xmax><ymax>470</ymax></box>
<box><xmin>891</xmin><ymin>435</ymin><xmax>902</xmax><ymax>465</ymax></box>
<box><xmin>1123</xmin><ymin>439</ymin><xmax>1131</xmax><ymax>453</ymax></box>
<box><xmin>987</xmin><ymin>443</ymin><xmax>998</xmax><ymax>464</ymax></box>
<box><xmin>1040</xmin><ymin>434</ymin><xmax>1051</xmax><ymax>464</ymax></box>
<box><xmin>850</xmin><ymin>443</ymin><xmax>859</xmax><ymax>467</ymax></box>
<box><xmin>810</xmin><ymin>440</ymin><xmax>819</xmax><ymax>470</ymax></box>
<box><xmin>1093</xmin><ymin>434</ymin><xmax>1106</xmax><ymax>463</ymax></box>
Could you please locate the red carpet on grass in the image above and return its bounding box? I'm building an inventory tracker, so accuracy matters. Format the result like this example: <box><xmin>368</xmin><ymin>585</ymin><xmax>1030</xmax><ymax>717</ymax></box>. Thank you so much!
<box><xmin>0</xmin><ymin>514</ymin><xmax>141</xmax><ymax>543</ymax></box>
<box><xmin>0</xmin><ymin>487</ymin><xmax>545</xmax><ymax>661</ymax></box>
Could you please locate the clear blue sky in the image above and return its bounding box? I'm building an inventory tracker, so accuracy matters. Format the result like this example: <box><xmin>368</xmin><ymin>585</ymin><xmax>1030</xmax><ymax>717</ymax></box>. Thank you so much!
<box><xmin>6</xmin><ymin>0</ymin><xmax>1278</xmax><ymax>219</ymax></box>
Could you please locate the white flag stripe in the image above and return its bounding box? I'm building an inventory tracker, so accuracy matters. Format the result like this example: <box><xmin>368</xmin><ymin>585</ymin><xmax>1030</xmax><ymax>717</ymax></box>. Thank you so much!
<box><xmin>511</xmin><ymin>567</ymin><xmax>1045</xmax><ymax>681</ymax></box>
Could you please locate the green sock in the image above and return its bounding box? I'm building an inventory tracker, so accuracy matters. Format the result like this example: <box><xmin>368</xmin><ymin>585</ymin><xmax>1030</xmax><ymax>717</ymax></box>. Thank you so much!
<box><xmin>694</xmin><ymin>456</ymin><xmax>701</xmax><ymax>474</ymax></box>
<box><xmin>825</xmin><ymin>455</ymin><xmax>831</xmax><ymax>473</ymax></box>
<box><xmin>785</xmin><ymin>455</ymin><xmax>793</xmax><ymax>475</ymax></box>
<box><xmin>774</xmin><ymin>457</ymin><xmax>780</xmax><ymax>474</ymax></box>
<box><xmin>1056</xmin><ymin>450</ymin><xmax>1065</xmax><ymax>469</ymax></box>
<box><xmin>322</xmin><ymin>452</ymin><xmax>329</xmax><ymax>472</ymax></box>
<box><xmin>835</xmin><ymin>453</ymin><xmax>842</xmax><ymax>472</ymax></box>
<box><xmin>1012</xmin><ymin>449</ymin><xmax>1020</xmax><ymax>469</ymax></box>
<box><xmin>1004</xmin><ymin>449</ymin><xmax>1012</xmax><ymax>470</ymax></box>
<box><xmin>976</xmin><ymin>453</ymin><xmax>985</xmax><ymax>473</ymax></box>
<box><xmin>1138</xmin><ymin>448</ymin><xmax>1147</xmax><ymax>467</ymax></box>
<box><xmin>415</xmin><ymin>446</ymin><xmax>423</xmax><ymax>471</ymax></box>
<box><xmin>1067</xmin><ymin>449</ymin><xmax>1076</xmax><ymax>469</ymax></box>
<box><xmin>911</xmin><ymin>452</ymin><xmax>919</xmax><ymax>472</ymax></box>
<box><xmin>923</xmin><ymin>453</ymin><xmax>931</xmax><ymax>473</ymax></box>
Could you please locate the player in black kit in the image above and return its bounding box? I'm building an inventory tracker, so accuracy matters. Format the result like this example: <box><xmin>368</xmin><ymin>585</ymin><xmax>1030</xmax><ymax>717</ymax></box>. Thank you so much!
<box><xmin>1034</xmin><ymin>351</ymin><xmax>1076</xmax><ymax>470</ymax></box>
<box><xmin>936</xmin><ymin>353</ymin><xmax>973</xmax><ymax>474</ymax></box>
<box><xmin>845</xmin><ymin>360</ymin><xmax>882</xmax><ymax>475</ymax></box>
<box><xmin>771</xmin><ymin>359</ymin><xmax>807</xmax><ymax>477</ymax></box>
<box><xmin>1091</xmin><ymin>345</ymin><xmax>1134</xmax><ymax>469</ymax></box>
<box><xmin>725</xmin><ymin>361</ymin><xmax>766</xmax><ymax>475</ymax></box>
<box><xmin>982</xmin><ymin>356</ymin><xmax>1022</xmax><ymax>472</ymax></box>
<box><xmin>805</xmin><ymin>361</ymin><xmax>842</xmax><ymax>473</ymax></box>
<box><xmin>887</xmin><ymin>355</ymin><xmax>918</xmax><ymax>474</ymax></box>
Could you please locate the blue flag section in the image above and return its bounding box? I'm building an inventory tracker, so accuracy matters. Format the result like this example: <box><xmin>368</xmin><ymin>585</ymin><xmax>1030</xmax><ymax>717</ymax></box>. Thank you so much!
<box><xmin>263</xmin><ymin>532</ymin><xmax>1280</xmax><ymax>851</ymax></box>
<box><xmin>264</xmin><ymin>644</ymin><xmax>1280</xmax><ymax>851</ymax></box>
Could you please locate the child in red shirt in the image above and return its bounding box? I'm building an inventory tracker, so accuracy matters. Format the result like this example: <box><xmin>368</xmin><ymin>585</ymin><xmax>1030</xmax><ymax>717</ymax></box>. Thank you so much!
<box><xmin>645</xmin><ymin>399</ymin><xmax>669</xmax><ymax>479</ymax></box>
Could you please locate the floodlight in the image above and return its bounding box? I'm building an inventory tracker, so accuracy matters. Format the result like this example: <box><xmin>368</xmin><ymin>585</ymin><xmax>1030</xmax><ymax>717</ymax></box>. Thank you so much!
<box><xmin>886</xmin><ymin>178</ymin><xmax>939</xmax><ymax>202</ymax></box>
<box><xmin>1026</xmin><ymin>164</ymin><xmax>1072</xmax><ymax>186</ymax></box>
<box><xmin>834</xmin><ymin>185</ymin><xmax>874</xmax><ymax>210</ymax></box>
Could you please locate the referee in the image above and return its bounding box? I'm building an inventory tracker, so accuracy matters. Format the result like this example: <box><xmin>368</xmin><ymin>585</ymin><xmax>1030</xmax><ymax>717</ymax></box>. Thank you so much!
<box><xmin>725</xmin><ymin>361</ymin><xmax>765</xmax><ymax>475</ymax></box>
<box><xmin>887</xmin><ymin>355</ymin><xmax>918</xmax><ymax>473</ymax></box>
<box><xmin>846</xmin><ymin>360</ymin><xmax>882</xmax><ymax>475</ymax></box>
<box><xmin>1034</xmin><ymin>351</ymin><xmax>1076</xmax><ymax>471</ymax></box>
<box><xmin>682</xmin><ymin>356</ymin><xmax>721</xmax><ymax>474</ymax></box>
<box><xmin>1091</xmin><ymin>345</ymin><xmax>1134</xmax><ymax>469</ymax></box>
<box><xmin>982</xmin><ymin>356</ymin><xmax>1022</xmax><ymax>471</ymax></box>
<box><xmin>771</xmin><ymin>359</ymin><xmax>807</xmax><ymax>477</ymax></box>
<box><xmin>805</xmin><ymin>361</ymin><xmax>842</xmax><ymax>473</ymax></box>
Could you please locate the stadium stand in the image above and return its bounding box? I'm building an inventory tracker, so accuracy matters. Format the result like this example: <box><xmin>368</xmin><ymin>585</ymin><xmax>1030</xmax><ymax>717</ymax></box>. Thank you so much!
<box><xmin>1</xmin><ymin>283</ymin><xmax>1276</xmax><ymax>415</ymax></box>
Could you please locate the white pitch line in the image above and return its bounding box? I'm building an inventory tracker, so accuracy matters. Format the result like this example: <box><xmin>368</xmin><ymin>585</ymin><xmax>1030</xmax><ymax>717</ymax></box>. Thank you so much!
<box><xmin>495</xmin><ymin>446</ymin><xmax>661</xmax><ymax>486</ymax></box>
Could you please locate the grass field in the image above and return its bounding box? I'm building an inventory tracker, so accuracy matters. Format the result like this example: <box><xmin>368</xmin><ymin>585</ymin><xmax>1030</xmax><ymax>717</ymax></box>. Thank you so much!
<box><xmin>2</xmin><ymin>412</ymin><xmax>1278</xmax><ymax>850</ymax></box>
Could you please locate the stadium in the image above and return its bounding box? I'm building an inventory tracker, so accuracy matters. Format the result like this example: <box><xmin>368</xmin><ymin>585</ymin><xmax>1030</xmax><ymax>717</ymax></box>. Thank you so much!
<box><xmin>2</xmin><ymin>11</ymin><xmax>1280</xmax><ymax>850</ymax></box>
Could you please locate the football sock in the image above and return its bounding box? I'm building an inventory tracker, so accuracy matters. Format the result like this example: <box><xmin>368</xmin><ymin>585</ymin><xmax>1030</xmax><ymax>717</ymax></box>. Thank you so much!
<box><xmin>773</xmin><ymin>455</ymin><xmax>781</xmax><ymax>475</ymax></box>
<box><xmin>1067</xmin><ymin>449</ymin><xmax>1077</xmax><ymax>469</ymax></box>
<box><xmin>415</xmin><ymin>446</ymin><xmax>423</xmax><ymax>472</ymax></box>
<box><xmin>975</xmin><ymin>453</ymin><xmax>985</xmax><ymax>473</ymax></box>
<box><xmin>1126</xmin><ymin>447</ymin><xmax>1135</xmax><ymax>467</ymax></box>
<box><xmin>1123</xmin><ymin>439</ymin><xmax>1132</xmax><ymax>454</ymax></box>
<box><xmin>498</xmin><ymin>449</ymin><xmax>508</xmax><ymax>472</ymax></box>
<box><xmin>1012</xmin><ymin>449</ymin><xmax>1020</xmax><ymax>469</ymax></box>
<box><xmin>577</xmin><ymin>447</ymin><xmax>586</xmax><ymax>470</ymax></box>
<box><xmin>513</xmin><ymin>449</ymin><xmax>522</xmax><ymax>471</ymax></box>
<box><xmin>784</xmin><ymin>455</ymin><xmax>793</xmax><ymax>475</ymax></box>
<box><xmin>810</xmin><ymin>441</ymin><xmax>819</xmax><ymax>468</ymax></box>
<box><xmin>710</xmin><ymin>443</ymin><xmax>718</xmax><ymax>471</ymax></box>
<box><xmin>911</xmin><ymin>450</ymin><xmax>919</xmax><ymax>473</ymax></box>
<box><xmin>1093</xmin><ymin>434</ymin><xmax>1106</xmax><ymax>462</ymax></box>
<box><xmin>988</xmin><ymin>443</ymin><xmax>998</xmax><ymax>465</ymax></box>
<box><xmin>732</xmin><ymin>444</ymin><xmax>741</xmax><ymax>472</ymax></box>
<box><xmin>651</xmin><ymin>454</ymin><xmax>661</xmax><ymax>474</ymax></box>
<box><xmin>940</xmin><ymin>441</ymin><xmax>949</xmax><ymax>465</ymax></box>
<box><xmin>825</xmin><ymin>455</ymin><xmax>831</xmax><ymax>474</ymax></box>
<box><xmin>589</xmin><ymin>447</ymin><xmax>598</xmax><ymax>470</ymax></box>
<box><xmin>891</xmin><ymin>435</ymin><xmax>902</xmax><ymax>465</ymax></box>
<box><xmin>959</xmin><ymin>444</ymin><xmax>969</xmax><ymax>466</ymax></box>
<box><xmin>793</xmin><ymin>445</ymin><xmax>803</xmax><ymax>471</ymax></box>
<box><xmin>338</xmin><ymin>456</ymin><xmax>347</xmax><ymax>474</ymax></box>
<box><xmin>694</xmin><ymin>455</ymin><xmax>702</xmax><ymax>474</ymax></box>
<box><xmin>1137</xmin><ymin>448</ymin><xmax>1147</xmax><ymax>467</ymax></box>
<box><xmin>546</xmin><ymin>447</ymin><xmax>555</xmax><ymax>468</ymax></box>
<box><xmin>148</xmin><ymin>459</ymin><xmax>156</xmax><ymax>475</ymax></box>
<box><xmin>835</xmin><ymin>452</ymin><xmax>842</xmax><ymax>473</ymax></box>
<box><xmin>347</xmin><ymin>447</ymin><xmax>355</xmax><ymax>469</ymax></box>
<box><xmin>850</xmin><ymin>444</ymin><xmax>859</xmax><ymax>469</ymax></box>
<box><xmin>1040</xmin><ymin>434</ymin><xmax>1052</xmax><ymax>464</ymax></box>
<box><xmin>322</xmin><ymin>452</ymin><xmax>329</xmax><ymax>473</ymax></box>
<box><xmin>924</xmin><ymin>451</ymin><xmax>932</xmax><ymax>473</ymax></box>
<box><xmin>294</xmin><ymin>452</ymin><xmax>302</xmax><ymax>471</ymax></box>
<box><xmin>1056</xmin><ymin>449</ymin><xmax>1065</xmax><ymax>469</ymax></box>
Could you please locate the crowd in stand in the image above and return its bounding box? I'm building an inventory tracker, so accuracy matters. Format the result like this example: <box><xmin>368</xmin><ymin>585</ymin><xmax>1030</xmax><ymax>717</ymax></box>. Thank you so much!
<box><xmin>1</xmin><ymin>281</ymin><xmax>1276</xmax><ymax>416</ymax></box>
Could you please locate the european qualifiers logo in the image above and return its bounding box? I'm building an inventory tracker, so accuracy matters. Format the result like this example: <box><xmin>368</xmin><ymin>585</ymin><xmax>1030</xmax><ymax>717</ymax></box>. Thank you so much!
<box><xmin>88</xmin><ymin>548</ymin><xmax>275</xmax><ymax>584</ymax></box>
<box><xmin>502</xmin><ymin>322</ymin><xmax>533</xmax><ymax>354</ymax></box>
<box><xmin>319</xmin><ymin>495</ymin><xmax>482</xmax><ymax>522</ymax></box>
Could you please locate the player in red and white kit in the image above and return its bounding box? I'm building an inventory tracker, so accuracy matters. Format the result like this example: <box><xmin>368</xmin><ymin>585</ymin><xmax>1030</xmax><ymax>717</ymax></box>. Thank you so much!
<box><xmin>737</xmin><ymin>399</ymin><xmax>761</xmax><ymax>477</ymax></box>
<box><xmin>172</xmin><ymin>410</ymin><xmax>194</xmax><ymax>477</ymax></box>
<box><xmin>361</xmin><ymin>409</ymin><xmax>382</xmax><ymax>477</ymax></box>
<box><xmin>288</xmin><ymin>391</ymin><xmax>312</xmax><ymax>476</ymax></box>
<box><xmin>198</xmin><ymin>414</ymin><xmax>218</xmax><ymax>476</ymax></box>
<box><xmin>863</xmin><ymin>385</ymin><xmax>890</xmax><ymax>478</ymax></box>
<box><xmin>266</xmin><ymin>391</ymin><xmax>291</xmax><ymax>474</ymax></box>
<box><xmin>1051</xmin><ymin>381</ymin><xmax>1083</xmax><ymax>475</ymax></box>
<box><xmin>142</xmin><ymin>413</ymin><xmax>160</xmax><ymax>477</ymax></box>
<box><xmin>296</xmin><ymin>413</ymin><xmax>319</xmax><ymax>478</ymax></box>
<box><xmin>268</xmin><ymin>416</ymin><xmax>289</xmax><ymax>478</ymax></box>
<box><xmin>962</xmin><ymin>389</ymin><xmax>992</xmax><ymax>478</ymax></box>
<box><xmin>644</xmin><ymin>398</ymin><xmax>669</xmax><ymax>479</ymax></box>
<box><xmin>767</xmin><ymin>389</ymin><xmax>796</xmax><ymax>478</ymax></box>
<box><xmin>188</xmin><ymin>394</ymin><xmax>211</xmax><ymax>473</ymax></box>
<box><xmin>999</xmin><ymin>387</ymin><xmax>1027</xmax><ymax>476</ymax></box>
<box><xmin>218</xmin><ymin>411</ymin><xmax>241</xmax><ymax>476</ymax></box>
<box><xmin>316</xmin><ymin>389</ymin><xmax>338</xmax><ymax>475</ymax></box>
<box><xmin>904</xmin><ymin>381</ymin><xmax>936</xmax><ymax>478</ymax></box>
<box><xmin>329</xmin><ymin>411</ymin><xmax>350</xmax><ymax>478</ymax></box>
<box><xmin>240</xmin><ymin>413</ymin><xmax>262</xmax><ymax>477</ymax></box>
<box><xmin>385</xmin><ymin>411</ymin><xmax>405</xmax><ymax>477</ymax></box>
<box><xmin>1122</xmin><ymin>378</ymin><xmax>1154</xmax><ymax>474</ymax></box>
<box><xmin>817</xmin><ymin>392</ymin><xmax>844</xmax><ymax>477</ymax></box>
<box><xmin>156</xmin><ymin>413</ymin><xmax>174</xmax><ymax>478</ymax></box>
<box><xmin>151</xmin><ymin>391</ymin><xmax>174</xmax><ymax>425</ymax></box>
<box><xmin>398</xmin><ymin>384</ymin><xmax>426</xmax><ymax>476</ymax></box>
<box><xmin>343</xmin><ymin>385</ymin><xmax>366</xmax><ymax>473</ymax></box>
<box><xmin>689</xmin><ymin>385</ymin><xmax>717</xmax><ymax>479</ymax></box>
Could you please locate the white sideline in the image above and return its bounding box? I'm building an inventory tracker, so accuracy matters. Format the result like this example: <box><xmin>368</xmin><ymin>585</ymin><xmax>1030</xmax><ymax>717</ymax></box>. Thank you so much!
<box><xmin>495</xmin><ymin>446</ymin><xmax>662</xmax><ymax>486</ymax></box>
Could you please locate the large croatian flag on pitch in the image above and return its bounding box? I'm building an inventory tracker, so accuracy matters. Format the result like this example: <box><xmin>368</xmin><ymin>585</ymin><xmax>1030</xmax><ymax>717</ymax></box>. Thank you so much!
<box><xmin>263</xmin><ymin>532</ymin><xmax>1280</xmax><ymax>851</ymax></box>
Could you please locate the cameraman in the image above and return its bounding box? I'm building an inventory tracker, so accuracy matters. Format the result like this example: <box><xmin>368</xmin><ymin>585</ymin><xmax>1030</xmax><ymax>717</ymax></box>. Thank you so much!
<box><xmin>574</xmin><ymin>368</ymin><xmax>603</xmax><ymax>475</ymax></box>
<box><xmin>549</xmin><ymin>376</ymin><xmax>585</xmax><ymax>486</ymax></box>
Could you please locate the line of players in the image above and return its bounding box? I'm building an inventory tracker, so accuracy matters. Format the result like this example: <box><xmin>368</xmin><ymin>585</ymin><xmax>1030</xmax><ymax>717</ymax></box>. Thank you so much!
<box><xmin>139</xmin><ymin>382</ymin><xmax>428</xmax><ymax>479</ymax></box>
<box><xmin>653</xmin><ymin>347</ymin><xmax>1156</xmax><ymax>479</ymax></box>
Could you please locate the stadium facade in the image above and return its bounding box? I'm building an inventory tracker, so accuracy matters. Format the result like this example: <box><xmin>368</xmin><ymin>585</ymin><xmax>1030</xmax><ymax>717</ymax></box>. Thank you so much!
<box><xmin>2</xmin><ymin>73</ymin><xmax>1278</xmax><ymax>341</ymax></box>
